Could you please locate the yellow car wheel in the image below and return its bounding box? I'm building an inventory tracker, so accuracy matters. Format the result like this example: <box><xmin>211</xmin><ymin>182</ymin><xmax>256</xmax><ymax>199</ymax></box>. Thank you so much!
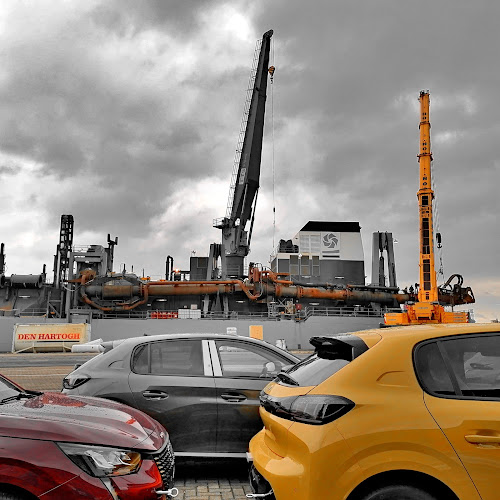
<box><xmin>360</xmin><ymin>485</ymin><xmax>437</xmax><ymax>500</ymax></box>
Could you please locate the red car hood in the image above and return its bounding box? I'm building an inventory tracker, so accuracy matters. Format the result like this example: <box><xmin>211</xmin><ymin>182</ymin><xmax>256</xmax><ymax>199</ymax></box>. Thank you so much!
<box><xmin>0</xmin><ymin>392</ymin><xmax>167</xmax><ymax>451</ymax></box>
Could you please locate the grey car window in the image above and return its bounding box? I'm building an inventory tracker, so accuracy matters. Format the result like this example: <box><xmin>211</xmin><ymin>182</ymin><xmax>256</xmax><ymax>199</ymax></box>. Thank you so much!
<box><xmin>132</xmin><ymin>340</ymin><xmax>204</xmax><ymax>376</ymax></box>
<box><xmin>215</xmin><ymin>340</ymin><xmax>288</xmax><ymax>379</ymax></box>
<box><xmin>415</xmin><ymin>342</ymin><xmax>456</xmax><ymax>396</ymax></box>
<box><xmin>132</xmin><ymin>344</ymin><xmax>149</xmax><ymax>374</ymax></box>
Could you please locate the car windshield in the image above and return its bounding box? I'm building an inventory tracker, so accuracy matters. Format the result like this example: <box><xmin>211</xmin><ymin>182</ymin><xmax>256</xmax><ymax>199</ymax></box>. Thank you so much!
<box><xmin>0</xmin><ymin>376</ymin><xmax>23</xmax><ymax>402</ymax></box>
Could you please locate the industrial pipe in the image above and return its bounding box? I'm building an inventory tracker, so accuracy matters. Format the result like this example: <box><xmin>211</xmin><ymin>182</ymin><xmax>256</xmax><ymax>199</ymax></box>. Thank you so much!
<box><xmin>80</xmin><ymin>286</ymin><xmax>149</xmax><ymax>312</ymax></box>
<box><xmin>10</xmin><ymin>274</ymin><xmax>44</xmax><ymax>289</ymax></box>
<box><xmin>78</xmin><ymin>268</ymin><xmax>473</xmax><ymax>312</ymax></box>
<box><xmin>81</xmin><ymin>277</ymin><xmax>408</xmax><ymax>310</ymax></box>
<box><xmin>257</xmin><ymin>283</ymin><xmax>409</xmax><ymax>306</ymax></box>
<box><xmin>85</xmin><ymin>285</ymin><xmax>140</xmax><ymax>298</ymax></box>
<box><xmin>83</xmin><ymin>280</ymin><xmax>261</xmax><ymax>301</ymax></box>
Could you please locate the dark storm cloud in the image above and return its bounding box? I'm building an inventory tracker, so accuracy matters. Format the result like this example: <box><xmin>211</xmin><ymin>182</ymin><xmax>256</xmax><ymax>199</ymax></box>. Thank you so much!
<box><xmin>0</xmin><ymin>165</ymin><xmax>17</xmax><ymax>176</ymax></box>
<box><xmin>0</xmin><ymin>51</ymin><xmax>199</xmax><ymax>181</ymax></box>
<box><xmin>0</xmin><ymin>0</ymin><xmax>251</xmax><ymax>243</ymax></box>
<box><xmin>92</xmin><ymin>0</ymin><xmax>208</xmax><ymax>35</ymax></box>
<box><xmin>0</xmin><ymin>0</ymin><xmax>497</xmax><ymax>319</ymax></box>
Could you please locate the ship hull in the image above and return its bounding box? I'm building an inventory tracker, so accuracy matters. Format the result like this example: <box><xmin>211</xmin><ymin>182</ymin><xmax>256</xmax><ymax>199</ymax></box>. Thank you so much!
<box><xmin>0</xmin><ymin>315</ymin><xmax>384</xmax><ymax>353</ymax></box>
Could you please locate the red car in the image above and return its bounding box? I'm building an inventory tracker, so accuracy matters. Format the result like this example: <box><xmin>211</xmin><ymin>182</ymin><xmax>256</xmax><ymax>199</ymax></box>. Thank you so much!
<box><xmin>0</xmin><ymin>374</ymin><xmax>176</xmax><ymax>499</ymax></box>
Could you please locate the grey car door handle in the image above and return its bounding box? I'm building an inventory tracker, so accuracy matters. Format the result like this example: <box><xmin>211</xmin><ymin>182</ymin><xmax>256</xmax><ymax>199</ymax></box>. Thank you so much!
<box><xmin>220</xmin><ymin>393</ymin><xmax>247</xmax><ymax>402</ymax></box>
<box><xmin>142</xmin><ymin>390</ymin><xmax>169</xmax><ymax>400</ymax></box>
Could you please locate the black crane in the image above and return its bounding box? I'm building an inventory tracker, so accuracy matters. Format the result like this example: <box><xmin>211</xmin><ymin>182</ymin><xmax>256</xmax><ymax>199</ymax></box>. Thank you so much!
<box><xmin>210</xmin><ymin>29</ymin><xmax>274</xmax><ymax>280</ymax></box>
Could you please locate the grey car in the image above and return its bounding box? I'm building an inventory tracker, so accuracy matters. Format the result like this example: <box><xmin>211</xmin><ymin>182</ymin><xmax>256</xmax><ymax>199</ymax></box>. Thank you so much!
<box><xmin>62</xmin><ymin>333</ymin><xmax>299</xmax><ymax>457</ymax></box>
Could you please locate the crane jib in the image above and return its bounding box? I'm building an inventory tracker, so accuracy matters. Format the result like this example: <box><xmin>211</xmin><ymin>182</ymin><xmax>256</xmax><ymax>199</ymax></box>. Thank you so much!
<box><xmin>215</xmin><ymin>30</ymin><xmax>274</xmax><ymax>279</ymax></box>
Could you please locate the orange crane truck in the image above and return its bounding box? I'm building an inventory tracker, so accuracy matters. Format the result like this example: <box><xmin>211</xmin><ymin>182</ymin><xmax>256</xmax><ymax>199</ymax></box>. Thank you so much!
<box><xmin>384</xmin><ymin>91</ymin><xmax>472</xmax><ymax>325</ymax></box>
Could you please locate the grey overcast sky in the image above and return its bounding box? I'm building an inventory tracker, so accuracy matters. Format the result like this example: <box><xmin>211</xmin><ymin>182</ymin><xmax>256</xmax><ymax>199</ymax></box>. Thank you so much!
<box><xmin>0</xmin><ymin>1</ymin><xmax>498</xmax><ymax>321</ymax></box>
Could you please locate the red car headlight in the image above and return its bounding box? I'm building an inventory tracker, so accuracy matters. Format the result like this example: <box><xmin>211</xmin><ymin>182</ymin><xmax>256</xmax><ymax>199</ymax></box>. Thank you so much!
<box><xmin>57</xmin><ymin>442</ymin><xmax>142</xmax><ymax>477</ymax></box>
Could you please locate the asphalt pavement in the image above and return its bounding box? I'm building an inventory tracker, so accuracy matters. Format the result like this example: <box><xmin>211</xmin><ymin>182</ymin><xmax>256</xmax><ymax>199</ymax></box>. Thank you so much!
<box><xmin>0</xmin><ymin>353</ymin><xmax>96</xmax><ymax>390</ymax></box>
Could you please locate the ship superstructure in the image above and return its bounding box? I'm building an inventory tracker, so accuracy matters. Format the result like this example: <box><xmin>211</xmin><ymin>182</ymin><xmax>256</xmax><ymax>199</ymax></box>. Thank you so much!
<box><xmin>271</xmin><ymin>221</ymin><xmax>365</xmax><ymax>286</ymax></box>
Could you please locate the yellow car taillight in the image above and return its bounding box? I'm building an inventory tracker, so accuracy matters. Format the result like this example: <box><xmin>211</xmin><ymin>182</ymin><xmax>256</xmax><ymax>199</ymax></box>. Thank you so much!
<box><xmin>259</xmin><ymin>393</ymin><xmax>354</xmax><ymax>425</ymax></box>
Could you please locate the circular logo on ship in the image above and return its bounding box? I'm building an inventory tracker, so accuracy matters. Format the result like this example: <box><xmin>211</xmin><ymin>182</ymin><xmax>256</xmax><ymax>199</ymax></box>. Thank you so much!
<box><xmin>323</xmin><ymin>233</ymin><xmax>339</xmax><ymax>248</ymax></box>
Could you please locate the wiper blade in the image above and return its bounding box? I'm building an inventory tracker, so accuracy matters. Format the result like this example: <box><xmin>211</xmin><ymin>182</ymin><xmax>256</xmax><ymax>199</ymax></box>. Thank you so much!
<box><xmin>277</xmin><ymin>372</ymin><xmax>299</xmax><ymax>386</ymax></box>
<box><xmin>0</xmin><ymin>392</ymin><xmax>38</xmax><ymax>404</ymax></box>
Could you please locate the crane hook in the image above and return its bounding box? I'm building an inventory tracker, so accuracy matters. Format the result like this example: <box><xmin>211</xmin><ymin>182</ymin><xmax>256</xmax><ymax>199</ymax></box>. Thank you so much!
<box><xmin>436</xmin><ymin>232</ymin><xmax>442</xmax><ymax>248</ymax></box>
<box><xmin>268</xmin><ymin>66</ymin><xmax>275</xmax><ymax>83</ymax></box>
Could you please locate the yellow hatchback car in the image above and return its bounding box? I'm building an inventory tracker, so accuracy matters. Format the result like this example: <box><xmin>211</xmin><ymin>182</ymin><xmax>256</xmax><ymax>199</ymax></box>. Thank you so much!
<box><xmin>248</xmin><ymin>323</ymin><xmax>500</xmax><ymax>500</ymax></box>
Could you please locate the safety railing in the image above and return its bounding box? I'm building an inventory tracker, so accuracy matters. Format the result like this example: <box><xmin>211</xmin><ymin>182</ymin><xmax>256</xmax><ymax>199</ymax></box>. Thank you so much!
<box><xmin>11</xmin><ymin>306</ymin><xmax>404</xmax><ymax>321</ymax></box>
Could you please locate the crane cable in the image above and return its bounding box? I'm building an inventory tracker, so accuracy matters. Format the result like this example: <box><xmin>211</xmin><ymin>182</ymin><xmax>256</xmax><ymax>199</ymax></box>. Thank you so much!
<box><xmin>431</xmin><ymin>159</ymin><xmax>445</xmax><ymax>284</ymax></box>
<box><xmin>270</xmin><ymin>38</ymin><xmax>276</xmax><ymax>253</ymax></box>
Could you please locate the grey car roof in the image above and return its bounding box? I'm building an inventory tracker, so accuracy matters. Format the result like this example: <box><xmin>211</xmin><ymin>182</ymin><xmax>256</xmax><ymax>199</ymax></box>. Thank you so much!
<box><xmin>100</xmin><ymin>333</ymin><xmax>299</xmax><ymax>359</ymax></box>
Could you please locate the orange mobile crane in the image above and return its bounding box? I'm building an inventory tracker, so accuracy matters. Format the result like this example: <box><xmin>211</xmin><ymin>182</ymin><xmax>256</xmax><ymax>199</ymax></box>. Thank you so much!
<box><xmin>384</xmin><ymin>91</ymin><xmax>472</xmax><ymax>325</ymax></box>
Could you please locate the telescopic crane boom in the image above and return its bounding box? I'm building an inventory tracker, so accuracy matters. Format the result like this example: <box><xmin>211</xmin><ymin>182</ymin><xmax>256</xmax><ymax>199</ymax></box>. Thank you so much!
<box><xmin>385</xmin><ymin>91</ymin><xmax>473</xmax><ymax>325</ymax></box>
<box><xmin>212</xmin><ymin>30</ymin><xmax>274</xmax><ymax>279</ymax></box>
<box><xmin>417</xmin><ymin>91</ymin><xmax>439</xmax><ymax>304</ymax></box>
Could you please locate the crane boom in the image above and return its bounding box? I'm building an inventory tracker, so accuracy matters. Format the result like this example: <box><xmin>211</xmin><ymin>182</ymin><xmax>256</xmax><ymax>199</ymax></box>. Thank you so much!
<box><xmin>229</xmin><ymin>29</ymin><xmax>273</xmax><ymax>225</ymax></box>
<box><xmin>417</xmin><ymin>91</ymin><xmax>439</xmax><ymax>303</ymax></box>
<box><xmin>384</xmin><ymin>90</ymin><xmax>472</xmax><ymax>325</ymax></box>
<box><xmin>214</xmin><ymin>30</ymin><xmax>274</xmax><ymax>278</ymax></box>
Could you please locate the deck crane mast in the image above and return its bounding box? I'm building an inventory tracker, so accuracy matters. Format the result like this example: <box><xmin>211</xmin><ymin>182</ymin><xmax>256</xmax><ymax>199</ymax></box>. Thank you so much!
<box><xmin>210</xmin><ymin>30</ymin><xmax>274</xmax><ymax>280</ymax></box>
<box><xmin>385</xmin><ymin>91</ymin><xmax>471</xmax><ymax>325</ymax></box>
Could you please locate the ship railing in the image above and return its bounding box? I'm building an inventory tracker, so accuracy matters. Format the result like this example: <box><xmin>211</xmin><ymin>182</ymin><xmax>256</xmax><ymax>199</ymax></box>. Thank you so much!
<box><xmin>17</xmin><ymin>308</ymin><xmax>49</xmax><ymax>318</ymax></box>
<box><xmin>98</xmin><ymin>310</ymin><xmax>149</xmax><ymax>319</ymax></box>
<box><xmin>61</xmin><ymin>306</ymin><xmax>403</xmax><ymax>321</ymax></box>
<box><xmin>200</xmin><ymin>311</ymin><xmax>281</xmax><ymax>321</ymax></box>
<box><xmin>0</xmin><ymin>309</ymin><xmax>20</xmax><ymax>317</ymax></box>
<box><xmin>302</xmin><ymin>306</ymin><xmax>401</xmax><ymax>318</ymax></box>
<box><xmin>198</xmin><ymin>307</ymin><xmax>402</xmax><ymax>321</ymax></box>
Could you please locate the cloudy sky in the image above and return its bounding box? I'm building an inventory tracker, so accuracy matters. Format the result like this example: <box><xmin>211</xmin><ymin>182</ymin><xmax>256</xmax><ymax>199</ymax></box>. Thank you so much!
<box><xmin>0</xmin><ymin>0</ymin><xmax>498</xmax><ymax>321</ymax></box>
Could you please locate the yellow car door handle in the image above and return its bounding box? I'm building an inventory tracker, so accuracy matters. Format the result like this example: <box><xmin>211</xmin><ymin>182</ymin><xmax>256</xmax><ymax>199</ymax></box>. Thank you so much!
<box><xmin>465</xmin><ymin>434</ymin><xmax>500</xmax><ymax>444</ymax></box>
